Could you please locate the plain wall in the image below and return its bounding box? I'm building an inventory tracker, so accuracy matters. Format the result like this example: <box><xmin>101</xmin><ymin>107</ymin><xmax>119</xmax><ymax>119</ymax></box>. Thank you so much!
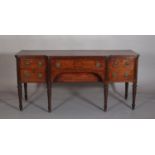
<box><xmin>0</xmin><ymin>35</ymin><xmax>155</xmax><ymax>93</ymax></box>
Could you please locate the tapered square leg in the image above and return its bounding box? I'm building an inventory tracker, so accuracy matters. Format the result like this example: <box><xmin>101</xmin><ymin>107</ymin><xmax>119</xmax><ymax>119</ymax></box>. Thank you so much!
<box><xmin>104</xmin><ymin>83</ymin><xmax>109</xmax><ymax>112</ymax></box>
<box><xmin>24</xmin><ymin>83</ymin><xmax>28</xmax><ymax>101</ymax></box>
<box><xmin>132</xmin><ymin>82</ymin><xmax>137</xmax><ymax>110</ymax></box>
<box><xmin>18</xmin><ymin>83</ymin><xmax>23</xmax><ymax>111</ymax></box>
<box><xmin>47</xmin><ymin>83</ymin><xmax>52</xmax><ymax>112</ymax></box>
<box><xmin>125</xmin><ymin>82</ymin><xmax>129</xmax><ymax>100</ymax></box>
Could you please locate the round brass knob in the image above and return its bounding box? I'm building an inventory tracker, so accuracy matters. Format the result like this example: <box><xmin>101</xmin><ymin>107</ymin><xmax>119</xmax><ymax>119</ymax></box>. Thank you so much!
<box><xmin>125</xmin><ymin>61</ymin><xmax>129</xmax><ymax>66</ymax></box>
<box><xmin>38</xmin><ymin>61</ymin><xmax>43</xmax><ymax>67</ymax></box>
<box><xmin>124</xmin><ymin>72</ymin><xmax>129</xmax><ymax>78</ymax></box>
<box><xmin>38</xmin><ymin>73</ymin><xmax>43</xmax><ymax>78</ymax></box>
<box><xmin>96</xmin><ymin>61</ymin><xmax>101</xmax><ymax>68</ymax></box>
<box><xmin>56</xmin><ymin>62</ymin><xmax>61</xmax><ymax>68</ymax></box>
<box><xmin>113</xmin><ymin>61</ymin><xmax>119</xmax><ymax>67</ymax></box>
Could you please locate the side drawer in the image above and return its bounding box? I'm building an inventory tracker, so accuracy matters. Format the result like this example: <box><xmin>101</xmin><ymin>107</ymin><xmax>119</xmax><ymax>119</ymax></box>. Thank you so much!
<box><xmin>108</xmin><ymin>56</ymin><xmax>136</xmax><ymax>82</ymax></box>
<box><xmin>20</xmin><ymin>56</ymin><xmax>46</xmax><ymax>69</ymax></box>
<box><xmin>20</xmin><ymin>69</ymin><xmax>46</xmax><ymax>82</ymax></box>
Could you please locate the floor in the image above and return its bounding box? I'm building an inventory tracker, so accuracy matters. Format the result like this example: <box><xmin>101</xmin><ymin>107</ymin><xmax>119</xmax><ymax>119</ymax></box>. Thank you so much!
<box><xmin>0</xmin><ymin>83</ymin><xmax>154</xmax><ymax>119</ymax></box>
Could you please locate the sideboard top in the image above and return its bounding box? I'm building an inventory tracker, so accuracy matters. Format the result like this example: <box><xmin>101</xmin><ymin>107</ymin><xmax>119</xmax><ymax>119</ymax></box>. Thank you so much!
<box><xmin>16</xmin><ymin>50</ymin><xmax>139</xmax><ymax>57</ymax></box>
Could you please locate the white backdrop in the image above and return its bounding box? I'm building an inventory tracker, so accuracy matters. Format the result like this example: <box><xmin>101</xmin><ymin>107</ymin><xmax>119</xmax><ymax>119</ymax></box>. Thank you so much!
<box><xmin>0</xmin><ymin>35</ymin><xmax>154</xmax><ymax>93</ymax></box>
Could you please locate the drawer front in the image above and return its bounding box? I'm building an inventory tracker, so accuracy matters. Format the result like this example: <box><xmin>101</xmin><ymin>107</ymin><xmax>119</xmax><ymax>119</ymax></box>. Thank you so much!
<box><xmin>108</xmin><ymin>56</ymin><xmax>136</xmax><ymax>82</ymax></box>
<box><xmin>20</xmin><ymin>69</ymin><xmax>46</xmax><ymax>82</ymax></box>
<box><xmin>74</xmin><ymin>58</ymin><xmax>105</xmax><ymax>70</ymax></box>
<box><xmin>51</xmin><ymin>57</ymin><xmax>105</xmax><ymax>82</ymax></box>
<box><xmin>20</xmin><ymin>57</ymin><xmax>46</xmax><ymax>69</ymax></box>
<box><xmin>51</xmin><ymin>58</ymin><xmax>74</xmax><ymax>70</ymax></box>
<box><xmin>51</xmin><ymin>57</ymin><xmax>105</xmax><ymax>71</ymax></box>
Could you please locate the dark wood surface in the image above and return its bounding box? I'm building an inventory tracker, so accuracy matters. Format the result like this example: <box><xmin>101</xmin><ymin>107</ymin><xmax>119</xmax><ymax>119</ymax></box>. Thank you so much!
<box><xmin>15</xmin><ymin>50</ymin><xmax>139</xmax><ymax>112</ymax></box>
<box><xmin>16</xmin><ymin>50</ymin><xmax>138</xmax><ymax>56</ymax></box>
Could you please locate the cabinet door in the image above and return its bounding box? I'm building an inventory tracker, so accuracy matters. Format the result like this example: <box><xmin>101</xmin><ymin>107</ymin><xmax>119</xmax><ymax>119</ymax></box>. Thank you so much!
<box><xmin>108</xmin><ymin>56</ymin><xmax>136</xmax><ymax>82</ymax></box>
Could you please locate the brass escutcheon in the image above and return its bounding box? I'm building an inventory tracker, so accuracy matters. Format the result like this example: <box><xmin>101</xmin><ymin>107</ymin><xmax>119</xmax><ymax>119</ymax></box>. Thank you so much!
<box><xmin>96</xmin><ymin>61</ymin><xmax>101</xmax><ymax>68</ymax></box>
<box><xmin>56</xmin><ymin>62</ymin><xmax>61</xmax><ymax>68</ymax></box>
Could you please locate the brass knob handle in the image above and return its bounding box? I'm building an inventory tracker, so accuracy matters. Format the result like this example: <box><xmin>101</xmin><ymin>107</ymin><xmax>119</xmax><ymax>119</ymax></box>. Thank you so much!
<box><xmin>113</xmin><ymin>61</ymin><xmax>119</xmax><ymax>67</ymax></box>
<box><xmin>125</xmin><ymin>61</ymin><xmax>130</xmax><ymax>66</ymax></box>
<box><xmin>124</xmin><ymin>73</ymin><xmax>129</xmax><ymax>78</ymax></box>
<box><xmin>96</xmin><ymin>61</ymin><xmax>101</xmax><ymax>68</ymax></box>
<box><xmin>56</xmin><ymin>62</ymin><xmax>61</xmax><ymax>68</ymax></box>
<box><xmin>24</xmin><ymin>71</ymin><xmax>30</xmax><ymax>78</ymax></box>
<box><xmin>38</xmin><ymin>61</ymin><xmax>43</xmax><ymax>67</ymax></box>
<box><xmin>24</xmin><ymin>60</ymin><xmax>30</xmax><ymax>65</ymax></box>
<box><xmin>112</xmin><ymin>72</ymin><xmax>117</xmax><ymax>78</ymax></box>
<box><xmin>38</xmin><ymin>73</ymin><xmax>43</xmax><ymax>78</ymax></box>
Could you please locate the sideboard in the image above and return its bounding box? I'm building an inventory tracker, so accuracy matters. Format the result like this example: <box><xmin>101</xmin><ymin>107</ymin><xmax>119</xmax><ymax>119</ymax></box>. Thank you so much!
<box><xmin>15</xmin><ymin>50</ymin><xmax>139</xmax><ymax>112</ymax></box>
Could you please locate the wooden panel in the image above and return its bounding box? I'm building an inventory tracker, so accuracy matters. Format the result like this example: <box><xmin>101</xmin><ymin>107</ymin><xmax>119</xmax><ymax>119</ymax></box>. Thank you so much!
<box><xmin>108</xmin><ymin>56</ymin><xmax>136</xmax><ymax>82</ymax></box>
<box><xmin>20</xmin><ymin>69</ymin><xmax>46</xmax><ymax>82</ymax></box>
<box><xmin>55</xmin><ymin>73</ymin><xmax>100</xmax><ymax>82</ymax></box>
<box><xmin>20</xmin><ymin>56</ymin><xmax>46</xmax><ymax>69</ymax></box>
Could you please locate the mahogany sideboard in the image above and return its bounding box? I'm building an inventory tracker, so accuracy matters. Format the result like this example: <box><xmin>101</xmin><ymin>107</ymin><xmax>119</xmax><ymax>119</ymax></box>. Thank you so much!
<box><xmin>15</xmin><ymin>50</ymin><xmax>139</xmax><ymax>112</ymax></box>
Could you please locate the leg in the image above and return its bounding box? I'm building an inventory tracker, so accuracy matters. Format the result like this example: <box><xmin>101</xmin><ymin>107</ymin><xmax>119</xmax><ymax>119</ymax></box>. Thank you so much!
<box><xmin>125</xmin><ymin>82</ymin><xmax>129</xmax><ymax>100</ymax></box>
<box><xmin>104</xmin><ymin>83</ymin><xmax>109</xmax><ymax>112</ymax></box>
<box><xmin>132</xmin><ymin>82</ymin><xmax>137</xmax><ymax>110</ymax></box>
<box><xmin>18</xmin><ymin>83</ymin><xmax>23</xmax><ymax>111</ymax></box>
<box><xmin>47</xmin><ymin>82</ymin><xmax>52</xmax><ymax>112</ymax></box>
<box><xmin>24</xmin><ymin>83</ymin><xmax>28</xmax><ymax>101</ymax></box>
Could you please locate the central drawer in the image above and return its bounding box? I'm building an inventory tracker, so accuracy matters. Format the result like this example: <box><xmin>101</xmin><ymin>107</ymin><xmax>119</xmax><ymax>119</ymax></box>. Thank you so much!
<box><xmin>51</xmin><ymin>57</ymin><xmax>105</xmax><ymax>71</ymax></box>
<box><xmin>51</xmin><ymin>57</ymin><xmax>106</xmax><ymax>82</ymax></box>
